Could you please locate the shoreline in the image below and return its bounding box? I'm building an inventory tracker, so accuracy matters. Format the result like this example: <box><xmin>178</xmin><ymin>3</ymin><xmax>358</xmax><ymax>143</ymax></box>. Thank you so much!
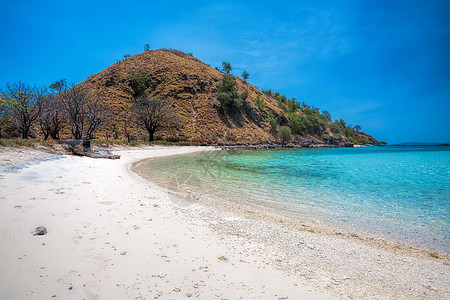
<box><xmin>133</xmin><ymin>148</ymin><xmax>449</xmax><ymax>259</ymax></box>
<box><xmin>1</xmin><ymin>146</ymin><xmax>449</xmax><ymax>299</ymax></box>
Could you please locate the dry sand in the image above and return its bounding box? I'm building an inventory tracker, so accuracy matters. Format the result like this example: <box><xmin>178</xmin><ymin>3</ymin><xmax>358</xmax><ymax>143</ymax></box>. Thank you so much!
<box><xmin>0</xmin><ymin>146</ymin><xmax>448</xmax><ymax>299</ymax></box>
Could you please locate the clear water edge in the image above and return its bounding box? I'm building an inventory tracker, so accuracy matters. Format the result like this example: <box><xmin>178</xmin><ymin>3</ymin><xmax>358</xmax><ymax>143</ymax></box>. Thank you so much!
<box><xmin>136</xmin><ymin>146</ymin><xmax>450</xmax><ymax>254</ymax></box>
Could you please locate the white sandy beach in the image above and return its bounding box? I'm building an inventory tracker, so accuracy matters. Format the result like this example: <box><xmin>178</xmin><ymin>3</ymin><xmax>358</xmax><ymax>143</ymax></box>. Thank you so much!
<box><xmin>0</xmin><ymin>146</ymin><xmax>448</xmax><ymax>299</ymax></box>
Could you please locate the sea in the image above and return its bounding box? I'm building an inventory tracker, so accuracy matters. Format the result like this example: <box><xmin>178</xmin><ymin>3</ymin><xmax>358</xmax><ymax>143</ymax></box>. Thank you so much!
<box><xmin>136</xmin><ymin>146</ymin><xmax>450</xmax><ymax>252</ymax></box>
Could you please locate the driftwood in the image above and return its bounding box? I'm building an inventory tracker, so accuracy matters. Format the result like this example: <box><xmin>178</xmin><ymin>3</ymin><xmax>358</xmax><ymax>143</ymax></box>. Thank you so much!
<box><xmin>59</xmin><ymin>139</ymin><xmax>120</xmax><ymax>159</ymax></box>
<box><xmin>87</xmin><ymin>150</ymin><xmax>121</xmax><ymax>159</ymax></box>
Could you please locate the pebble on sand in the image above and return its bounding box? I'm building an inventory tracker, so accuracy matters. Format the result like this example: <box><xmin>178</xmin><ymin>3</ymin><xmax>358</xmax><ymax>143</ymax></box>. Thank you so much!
<box><xmin>33</xmin><ymin>226</ymin><xmax>47</xmax><ymax>236</ymax></box>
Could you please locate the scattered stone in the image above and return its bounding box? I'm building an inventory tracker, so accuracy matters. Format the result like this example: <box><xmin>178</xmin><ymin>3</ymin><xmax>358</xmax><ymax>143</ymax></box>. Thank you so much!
<box><xmin>173</xmin><ymin>287</ymin><xmax>181</xmax><ymax>292</ymax></box>
<box><xmin>343</xmin><ymin>276</ymin><xmax>351</xmax><ymax>280</ymax></box>
<box><xmin>68</xmin><ymin>286</ymin><xmax>73</xmax><ymax>290</ymax></box>
<box><xmin>153</xmin><ymin>204</ymin><xmax>159</xmax><ymax>208</ymax></box>
<box><xmin>218</xmin><ymin>256</ymin><xmax>228</xmax><ymax>261</ymax></box>
<box><xmin>279</xmin><ymin>297</ymin><xmax>288</xmax><ymax>299</ymax></box>
<box><xmin>186</xmin><ymin>293</ymin><xmax>192</xmax><ymax>297</ymax></box>
<box><xmin>33</xmin><ymin>226</ymin><xmax>47</xmax><ymax>236</ymax></box>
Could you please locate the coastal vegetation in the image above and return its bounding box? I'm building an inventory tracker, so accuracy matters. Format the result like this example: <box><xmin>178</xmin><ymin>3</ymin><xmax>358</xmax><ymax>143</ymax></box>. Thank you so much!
<box><xmin>278</xmin><ymin>126</ymin><xmax>292</xmax><ymax>144</ymax></box>
<box><xmin>0</xmin><ymin>49</ymin><xmax>380</xmax><ymax>146</ymax></box>
<box><xmin>216</xmin><ymin>75</ymin><xmax>249</xmax><ymax>113</ymax></box>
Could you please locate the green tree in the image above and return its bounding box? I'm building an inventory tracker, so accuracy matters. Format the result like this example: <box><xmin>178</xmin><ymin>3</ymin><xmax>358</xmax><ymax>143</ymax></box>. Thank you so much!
<box><xmin>278</xmin><ymin>126</ymin><xmax>292</xmax><ymax>144</ymax></box>
<box><xmin>357</xmin><ymin>137</ymin><xmax>367</xmax><ymax>144</ymax></box>
<box><xmin>289</xmin><ymin>113</ymin><xmax>310</xmax><ymax>134</ymax></box>
<box><xmin>49</xmin><ymin>79</ymin><xmax>67</xmax><ymax>93</ymax></box>
<box><xmin>354</xmin><ymin>124</ymin><xmax>361</xmax><ymax>132</ymax></box>
<box><xmin>254</xmin><ymin>95</ymin><xmax>266</xmax><ymax>110</ymax></box>
<box><xmin>221</xmin><ymin>62</ymin><xmax>232</xmax><ymax>74</ymax></box>
<box><xmin>322</xmin><ymin>110</ymin><xmax>331</xmax><ymax>121</ymax></box>
<box><xmin>269</xmin><ymin>114</ymin><xmax>277</xmax><ymax>133</ymax></box>
<box><xmin>187</xmin><ymin>52</ymin><xmax>194</xmax><ymax>56</ymax></box>
<box><xmin>130</xmin><ymin>71</ymin><xmax>149</xmax><ymax>98</ymax></box>
<box><xmin>262</xmin><ymin>89</ymin><xmax>272</xmax><ymax>96</ymax></box>
<box><xmin>330</xmin><ymin>121</ymin><xmax>342</xmax><ymax>135</ymax></box>
<box><xmin>304</xmin><ymin>108</ymin><xmax>319</xmax><ymax>116</ymax></box>
<box><xmin>123</xmin><ymin>54</ymin><xmax>131</xmax><ymax>59</ymax></box>
<box><xmin>216</xmin><ymin>75</ymin><xmax>247</xmax><ymax>112</ymax></box>
<box><xmin>144</xmin><ymin>44</ymin><xmax>150</xmax><ymax>51</ymax></box>
<box><xmin>306</xmin><ymin>115</ymin><xmax>327</xmax><ymax>135</ymax></box>
<box><xmin>344</xmin><ymin>126</ymin><xmax>355</xmax><ymax>141</ymax></box>
<box><xmin>242</xmin><ymin>70</ymin><xmax>249</xmax><ymax>80</ymax></box>
<box><xmin>288</xmin><ymin>100</ymin><xmax>300</xmax><ymax>113</ymax></box>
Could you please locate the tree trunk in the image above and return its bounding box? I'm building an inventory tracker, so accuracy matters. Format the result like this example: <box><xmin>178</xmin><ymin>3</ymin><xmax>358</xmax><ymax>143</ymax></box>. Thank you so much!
<box><xmin>22</xmin><ymin>129</ymin><xmax>28</xmax><ymax>139</ymax></box>
<box><xmin>148</xmin><ymin>129</ymin><xmax>154</xmax><ymax>141</ymax></box>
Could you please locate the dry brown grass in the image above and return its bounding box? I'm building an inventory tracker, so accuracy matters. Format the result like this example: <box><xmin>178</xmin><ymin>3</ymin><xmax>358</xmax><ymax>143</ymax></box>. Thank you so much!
<box><xmin>76</xmin><ymin>49</ymin><xmax>283</xmax><ymax>144</ymax></box>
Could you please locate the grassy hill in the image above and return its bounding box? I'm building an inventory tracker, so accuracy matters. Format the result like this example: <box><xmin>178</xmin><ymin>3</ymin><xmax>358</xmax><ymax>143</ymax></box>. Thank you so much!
<box><xmin>74</xmin><ymin>48</ymin><xmax>378</xmax><ymax>146</ymax></box>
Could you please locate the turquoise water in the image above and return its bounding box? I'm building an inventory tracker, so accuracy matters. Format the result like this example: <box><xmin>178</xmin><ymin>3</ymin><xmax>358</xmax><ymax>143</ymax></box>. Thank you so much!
<box><xmin>138</xmin><ymin>146</ymin><xmax>450</xmax><ymax>252</ymax></box>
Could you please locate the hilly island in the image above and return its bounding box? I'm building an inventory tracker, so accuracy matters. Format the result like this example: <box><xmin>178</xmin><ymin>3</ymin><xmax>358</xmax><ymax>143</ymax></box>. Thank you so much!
<box><xmin>0</xmin><ymin>48</ymin><xmax>379</xmax><ymax>147</ymax></box>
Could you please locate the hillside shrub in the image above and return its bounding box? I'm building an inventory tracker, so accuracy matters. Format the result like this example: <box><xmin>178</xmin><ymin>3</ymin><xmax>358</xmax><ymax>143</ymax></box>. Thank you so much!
<box><xmin>217</xmin><ymin>75</ymin><xmax>248</xmax><ymax>112</ymax></box>
<box><xmin>288</xmin><ymin>100</ymin><xmax>300</xmax><ymax>113</ymax></box>
<box><xmin>262</xmin><ymin>89</ymin><xmax>272</xmax><ymax>96</ymax></box>
<box><xmin>289</xmin><ymin>113</ymin><xmax>310</xmax><ymax>135</ymax></box>
<box><xmin>254</xmin><ymin>95</ymin><xmax>266</xmax><ymax>110</ymax></box>
<box><xmin>221</xmin><ymin>62</ymin><xmax>232</xmax><ymax>74</ymax></box>
<box><xmin>322</xmin><ymin>110</ymin><xmax>331</xmax><ymax>121</ymax></box>
<box><xmin>357</xmin><ymin>137</ymin><xmax>368</xmax><ymax>144</ymax></box>
<box><xmin>278</xmin><ymin>126</ymin><xmax>292</xmax><ymax>144</ymax></box>
<box><xmin>130</xmin><ymin>71</ymin><xmax>149</xmax><ymax>98</ymax></box>
<box><xmin>344</xmin><ymin>126</ymin><xmax>355</xmax><ymax>140</ymax></box>
<box><xmin>269</xmin><ymin>114</ymin><xmax>277</xmax><ymax>132</ymax></box>
<box><xmin>330</xmin><ymin>121</ymin><xmax>342</xmax><ymax>135</ymax></box>
<box><xmin>303</xmin><ymin>108</ymin><xmax>319</xmax><ymax>116</ymax></box>
<box><xmin>306</xmin><ymin>115</ymin><xmax>326</xmax><ymax>135</ymax></box>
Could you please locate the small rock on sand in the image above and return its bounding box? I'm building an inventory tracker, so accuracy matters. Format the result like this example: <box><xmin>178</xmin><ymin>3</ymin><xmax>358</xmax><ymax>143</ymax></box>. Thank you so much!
<box><xmin>33</xmin><ymin>226</ymin><xmax>47</xmax><ymax>236</ymax></box>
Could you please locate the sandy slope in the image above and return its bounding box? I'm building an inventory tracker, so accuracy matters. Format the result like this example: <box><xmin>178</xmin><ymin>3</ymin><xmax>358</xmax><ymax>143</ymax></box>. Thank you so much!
<box><xmin>0</xmin><ymin>146</ymin><xmax>331</xmax><ymax>299</ymax></box>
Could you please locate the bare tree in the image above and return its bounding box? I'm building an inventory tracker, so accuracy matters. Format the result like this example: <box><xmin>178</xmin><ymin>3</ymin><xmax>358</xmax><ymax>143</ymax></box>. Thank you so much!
<box><xmin>122</xmin><ymin>109</ymin><xmax>133</xmax><ymax>143</ymax></box>
<box><xmin>39</xmin><ymin>94</ymin><xmax>64</xmax><ymax>140</ymax></box>
<box><xmin>59</xmin><ymin>85</ymin><xmax>109</xmax><ymax>139</ymax></box>
<box><xmin>1</xmin><ymin>82</ymin><xmax>43</xmax><ymax>139</ymax></box>
<box><xmin>38</xmin><ymin>79</ymin><xmax>69</xmax><ymax>140</ymax></box>
<box><xmin>131</xmin><ymin>96</ymin><xmax>178</xmax><ymax>141</ymax></box>
<box><xmin>354</xmin><ymin>124</ymin><xmax>361</xmax><ymax>132</ymax></box>
<box><xmin>0</xmin><ymin>98</ymin><xmax>10</xmax><ymax>138</ymax></box>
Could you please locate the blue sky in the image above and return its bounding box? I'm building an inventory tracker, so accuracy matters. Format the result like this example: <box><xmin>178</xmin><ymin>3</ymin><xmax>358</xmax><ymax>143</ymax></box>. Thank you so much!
<box><xmin>1</xmin><ymin>0</ymin><xmax>449</xmax><ymax>143</ymax></box>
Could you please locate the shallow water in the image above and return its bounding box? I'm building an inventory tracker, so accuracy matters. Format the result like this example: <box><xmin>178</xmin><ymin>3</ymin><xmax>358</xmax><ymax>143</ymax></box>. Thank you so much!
<box><xmin>137</xmin><ymin>146</ymin><xmax>450</xmax><ymax>252</ymax></box>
